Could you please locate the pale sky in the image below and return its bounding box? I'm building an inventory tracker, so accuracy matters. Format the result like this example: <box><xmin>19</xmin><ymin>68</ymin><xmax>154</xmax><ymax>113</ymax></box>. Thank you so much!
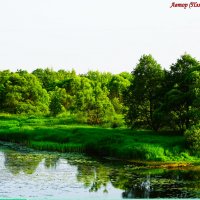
<box><xmin>0</xmin><ymin>0</ymin><xmax>200</xmax><ymax>74</ymax></box>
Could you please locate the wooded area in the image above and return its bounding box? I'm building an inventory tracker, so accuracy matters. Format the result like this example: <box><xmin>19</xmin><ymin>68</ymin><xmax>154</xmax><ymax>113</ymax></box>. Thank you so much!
<box><xmin>1</xmin><ymin>54</ymin><xmax>200</xmax><ymax>132</ymax></box>
<box><xmin>1</xmin><ymin>53</ymin><xmax>200</xmax><ymax>155</ymax></box>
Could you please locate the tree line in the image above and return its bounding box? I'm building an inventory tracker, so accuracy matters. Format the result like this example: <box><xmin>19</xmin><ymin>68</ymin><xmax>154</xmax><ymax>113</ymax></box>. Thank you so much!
<box><xmin>0</xmin><ymin>53</ymin><xmax>200</xmax><ymax>133</ymax></box>
<box><xmin>0</xmin><ymin>67</ymin><xmax>131</xmax><ymax>127</ymax></box>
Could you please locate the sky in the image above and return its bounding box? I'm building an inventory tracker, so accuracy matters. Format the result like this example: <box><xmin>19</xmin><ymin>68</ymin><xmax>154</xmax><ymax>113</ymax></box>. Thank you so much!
<box><xmin>0</xmin><ymin>0</ymin><xmax>200</xmax><ymax>74</ymax></box>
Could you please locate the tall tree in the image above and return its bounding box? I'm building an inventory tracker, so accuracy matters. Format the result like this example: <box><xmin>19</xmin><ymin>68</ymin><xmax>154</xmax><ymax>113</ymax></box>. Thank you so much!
<box><xmin>162</xmin><ymin>54</ymin><xmax>200</xmax><ymax>132</ymax></box>
<box><xmin>125</xmin><ymin>55</ymin><xmax>164</xmax><ymax>130</ymax></box>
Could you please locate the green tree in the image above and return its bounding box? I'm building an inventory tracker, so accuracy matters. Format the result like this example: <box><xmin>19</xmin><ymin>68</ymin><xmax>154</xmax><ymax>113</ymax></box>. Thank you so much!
<box><xmin>162</xmin><ymin>54</ymin><xmax>200</xmax><ymax>132</ymax></box>
<box><xmin>88</xmin><ymin>82</ymin><xmax>115</xmax><ymax>125</ymax></box>
<box><xmin>185</xmin><ymin>124</ymin><xmax>200</xmax><ymax>153</ymax></box>
<box><xmin>32</xmin><ymin>68</ymin><xmax>58</xmax><ymax>91</ymax></box>
<box><xmin>70</xmin><ymin>75</ymin><xmax>115</xmax><ymax>125</ymax></box>
<box><xmin>0</xmin><ymin>70</ymin><xmax>11</xmax><ymax>111</ymax></box>
<box><xmin>125</xmin><ymin>55</ymin><xmax>164</xmax><ymax>130</ymax></box>
<box><xmin>58</xmin><ymin>74</ymin><xmax>81</xmax><ymax>111</ymax></box>
<box><xmin>109</xmin><ymin>74</ymin><xmax>131</xmax><ymax>114</ymax></box>
<box><xmin>85</xmin><ymin>71</ymin><xmax>112</xmax><ymax>93</ymax></box>
<box><xmin>2</xmin><ymin>72</ymin><xmax>49</xmax><ymax>114</ymax></box>
<box><xmin>49</xmin><ymin>94</ymin><xmax>62</xmax><ymax>116</ymax></box>
<box><xmin>49</xmin><ymin>87</ymin><xmax>69</xmax><ymax>115</ymax></box>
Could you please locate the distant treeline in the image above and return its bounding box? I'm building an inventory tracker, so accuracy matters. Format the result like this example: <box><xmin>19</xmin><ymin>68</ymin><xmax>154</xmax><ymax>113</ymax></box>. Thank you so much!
<box><xmin>0</xmin><ymin>53</ymin><xmax>200</xmax><ymax>132</ymax></box>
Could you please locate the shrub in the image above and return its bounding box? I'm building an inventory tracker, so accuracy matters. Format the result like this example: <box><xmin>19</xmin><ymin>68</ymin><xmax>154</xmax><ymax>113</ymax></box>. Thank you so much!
<box><xmin>185</xmin><ymin>124</ymin><xmax>200</xmax><ymax>153</ymax></box>
<box><xmin>74</xmin><ymin>111</ymin><xmax>88</xmax><ymax>124</ymax></box>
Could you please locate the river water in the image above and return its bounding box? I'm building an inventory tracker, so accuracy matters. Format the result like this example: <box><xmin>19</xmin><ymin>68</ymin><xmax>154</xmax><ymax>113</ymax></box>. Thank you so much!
<box><xmin>0</xmin><ymin>144</ymin><xmax>200</xmax><ymax>199</ymax></box>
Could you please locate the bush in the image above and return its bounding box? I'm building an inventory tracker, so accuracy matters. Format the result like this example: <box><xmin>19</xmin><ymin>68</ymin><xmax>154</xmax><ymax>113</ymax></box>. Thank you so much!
<box><xmin>185</xmin><ymin>124</ymin><xmax>200</xmax><ymax>153</ymax></box>
<box><xmin>102</xmin><ymin>114</ymin><xmax>125</xmax><ymax>128</ymax></box>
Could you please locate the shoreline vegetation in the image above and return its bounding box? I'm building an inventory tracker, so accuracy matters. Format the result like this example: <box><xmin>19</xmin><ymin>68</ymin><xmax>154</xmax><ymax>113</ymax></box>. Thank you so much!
<box><xmin>0</xmin><ymin>114</ymin><xmax>199</xmax><ymax>164</ymax></box>
<box><xmin>1</xmin><ymin>54</ymin><xmax>200</xmax><ymax>164</ymax></box>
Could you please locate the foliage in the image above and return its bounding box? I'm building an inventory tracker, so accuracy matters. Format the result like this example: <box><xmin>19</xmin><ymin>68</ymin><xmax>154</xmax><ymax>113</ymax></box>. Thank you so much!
<box><xmin>49</xmin><ymin>87</ymin><xmax>66</xmax><ymax>116</ymax></box>
<box><xmin>1</xmin><ymin>54</ymin><xmax>200</xmax><ymax>155</ymax></box>
<box><xmin>185</xmin><ymin>124</ymin><xmax>200</xmax><ymax>153</ymax></box>
<box><xmin>161</xmin><ymin>54</ymin><xmax>200</xmax><ymax>132</ymax></box>
<box><xmin>0</xmin><ymin>71</ymin><xmax>49</xmax><ymax>114</ymax></box>
<box><xmin>124</xmin><ymin>53</ymin><xmax>200</xmax><ymax>134</ymax></box>
<box><xmin>0</xmin><ymin>115</ymin><xmax>196</xmax><ymax>162</ymax></box>
<box><xmin>125</xmin><ymin>54</ymin><xmax>164</xmax><ymax>130</ymax></box>
<box><xmin>0</xmin><ymin>69</ymin><xmax>132</xmax><ymax>126</ymax></box>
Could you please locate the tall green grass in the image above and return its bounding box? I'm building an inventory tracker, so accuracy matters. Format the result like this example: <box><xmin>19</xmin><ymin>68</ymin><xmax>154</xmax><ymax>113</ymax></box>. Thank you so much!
<box><xmin>29</xmin><ymin>141</ymin><xmax>85</xmax><ymax>153</ymax></box>
<box><xmin>0</xmin><ymin>113</ymin><xmax>196</xmax><ymax>162</ymax></box>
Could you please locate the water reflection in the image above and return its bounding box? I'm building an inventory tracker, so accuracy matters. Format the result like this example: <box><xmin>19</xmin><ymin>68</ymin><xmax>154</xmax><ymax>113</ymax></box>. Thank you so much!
<box><xmin>69</xmin><ymin>159</ymin><xmax>200</xmax><ymax>198</ymax></box>
<box><xmin>4</xmin><ymin>149</ymin><xmax>61</xmax><ymax>175</ymax></box>
<box><xmin>1</xmin><ymin>146</ymin><xmax>200</xmax><ymax>198</ymax></box>
<box><xmin>4</xmin><ymin>150</ymin><xmax>43</xmax><ymax>174</ymax></box>
<box><xmin>44</xmin><ymin>155</ymin><xmax>60</xmax><ymax>169</ymax></box>
<box><xmin>76</xmin><ymin>165</ymin><xmax>110</xmax><ymax>193</ymax></box>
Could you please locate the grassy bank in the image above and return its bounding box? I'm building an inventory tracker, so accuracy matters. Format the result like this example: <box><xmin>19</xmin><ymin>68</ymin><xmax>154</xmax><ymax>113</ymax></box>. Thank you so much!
<box><xmin>0</xmin><ymin>114</ymin><xmax>198</xmax><ymax>162</ymax></box>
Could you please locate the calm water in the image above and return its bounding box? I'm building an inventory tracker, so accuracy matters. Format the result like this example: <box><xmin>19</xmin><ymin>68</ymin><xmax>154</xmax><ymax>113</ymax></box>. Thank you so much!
<box><xmin>0</xmin><ymin>144</ymin><xmax>200</xmax><ymax>199</ymax></box>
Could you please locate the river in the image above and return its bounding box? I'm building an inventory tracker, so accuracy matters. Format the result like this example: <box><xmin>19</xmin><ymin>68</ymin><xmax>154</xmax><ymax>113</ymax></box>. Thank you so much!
<box><xmin>0</xmin><ymin>144</ymin><xmax>200</xmax><ymax>199</ymax></box>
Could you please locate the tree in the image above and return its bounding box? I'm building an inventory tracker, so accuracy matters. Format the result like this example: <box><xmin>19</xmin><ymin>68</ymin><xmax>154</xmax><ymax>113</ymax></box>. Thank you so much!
<box><xmin>108</xmin><ymin>74</ymin><xmax>131</xmax><ymax>114</ymax></box>
<box><xmin>0</xmin><ymin>70</ymin><xmax>11</xmax><ymax>111</ymax></box>
<box><xmin>2</xmin><ymin>72</ymin><xmax>49</xmax><ymax>114</ymax></box>
<box><xmin>49</xmin><ymin>90</ymin><xmax>63</xmax><ymax>116</ymax></box>
<box><xmin>85</xmin><ymin>71</ymin><xmax>112</xmax><ymax>93</ymax></box>
<box><xmin>75</xmin><ymin>78</ymin><xmax>115</xmax><ymax>125</ymax></box>
<box><xmin>32</xmin><ymin>68</ymin><xmax>58</xmax><ymax>91</ymax></box>
<box><xmin>58</xmin><ymin>74</ymin><xmax>81</xmax><ymax>111</ymax></box>
<box><xmin>162</xmin><ymin>54</ymin><xmax>200</xmax><ymax>132</ymax></box>
<box><xmin>185</xmin><ymin>124</ymin><xmax>200</xmax><ymax>153</ymax></box>
<box><xmin>88</xmin><ymin>82</ymin><xmax>114</xmax><ymax>125</ymax></box>
<box><xmin>125</xmin><ymin>55</ymin><xmax>164</xmax><ymax>130</ymax></box>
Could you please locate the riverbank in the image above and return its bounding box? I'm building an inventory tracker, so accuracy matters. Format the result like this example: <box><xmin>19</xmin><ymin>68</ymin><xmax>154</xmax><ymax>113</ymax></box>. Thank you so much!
<box><xmin>0</xmin><ymin>114</ymin><xmax>198</xmax><ymax>162</ymax></box>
